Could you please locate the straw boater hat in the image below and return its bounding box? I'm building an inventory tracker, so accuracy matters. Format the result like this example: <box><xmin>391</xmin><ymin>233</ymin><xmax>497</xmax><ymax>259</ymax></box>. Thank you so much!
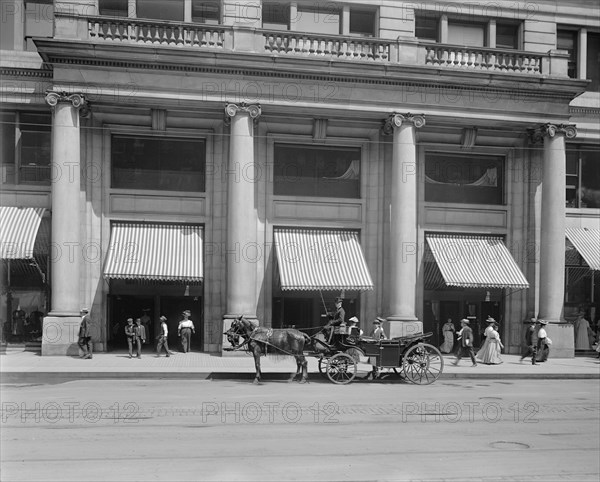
<box><xmin>127</xmin><ymin>318</ymin><xmax>133</xmax><ymax>322</ymax></box>
<box><xmin>460</xmin><ymin>318</ymin><xmax>470</xmax><ymax>324</ymax></box>
<box><xmin>537</xmin><ymin>319</ymin><xmax>548</xmax><ymax>325</ymax></box>
<box><xmin>183</xmin><ymin>310</ymin><xmax>191</xmax><ymax>315</ymax></box>
<box><xmin>486</xmin><ymin>317</ymin><xmax>496</xmax><ymax>324</ymax></box>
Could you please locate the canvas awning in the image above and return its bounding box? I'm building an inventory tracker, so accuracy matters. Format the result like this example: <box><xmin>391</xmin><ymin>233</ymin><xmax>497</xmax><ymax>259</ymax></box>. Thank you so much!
<box><xmin>0</xmin><ymin>207</ymin><xmax>46</xmax><ymax>259</ymax></box>
<box><xmin>103</xmin><ymin>223</ymin><xmax>203</xmax><ymax>281</ymax></box>
<box><xmin>565</xmin><ymin>228</ymin><xmax>600</xmax><ymax>271</ymax></box>
<box><xmin>425</xmin><ymin>234</ymin><xmax>529</xmax><ymax>289</ymax></box>
<box><xmin>273</xmin><ymin>228</ymin><xmax>374</xmax><ymax>291</ymax></box>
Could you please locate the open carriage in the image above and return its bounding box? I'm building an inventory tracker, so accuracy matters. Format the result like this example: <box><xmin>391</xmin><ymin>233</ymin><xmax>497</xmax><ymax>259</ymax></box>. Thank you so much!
<box><xmin>309</xmin><ymin>327</ymin><xmax>444</xmax><ymax>385</ymax></box>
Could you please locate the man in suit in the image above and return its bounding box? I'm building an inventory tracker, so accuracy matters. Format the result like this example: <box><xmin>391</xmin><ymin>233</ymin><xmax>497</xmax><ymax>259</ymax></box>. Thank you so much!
<box><xmin>453</xmin><ymin>319</ymin><xmax>477</xmax><ymax>367</ymax></box>
<box><xmin>324</xmin><ymin>297</ymin><xmax>345</xmax><ymax>341</ymax></box>
<box><xmin>133</xmin><ymin>318</ymin><xmax>146</xmax><ymax>359</ymax></box>
<box><xmin>520</xmin><ymin>318</ymin><xmax>538</xmax><ymax>364</ymax></box>
<box><xmin>78</xmin><ymin>308</ymin><xmax>93</xmax><ymax>359</ymax></box>
<box><xmin>124</xmin><ymin>318</ymin><xmax>135</xmax><ymax>359</ymax></box>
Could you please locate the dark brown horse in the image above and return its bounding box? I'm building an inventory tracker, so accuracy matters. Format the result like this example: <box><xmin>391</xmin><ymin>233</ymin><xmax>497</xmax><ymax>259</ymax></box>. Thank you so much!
<box><xmin>225</xmin><ymin>316</ymin><xmax>312</xmax><ymax>384</ymax></box>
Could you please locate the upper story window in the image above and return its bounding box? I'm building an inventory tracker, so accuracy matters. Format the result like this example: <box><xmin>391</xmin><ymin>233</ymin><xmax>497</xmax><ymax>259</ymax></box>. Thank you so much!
<box><xmin>273</xmin><ymin>144</ymin><xmax>361</xmax><ymax>199</ymax></box>
<box><xmin>1</xmin><ymin>112</ymin><xmax>52</xmax><ymax>186</ymax></box>
<box><xmin>415</xmin><ymin>12</ymin><xmax>520</xmax><ymax>49</ymax></box>
<box><xmin>98</xmin><ymin>0</ymin><xmax>128</xmax><ymax>17</ymax></box>
<box><xmin>566</xmin><ymin>145</ymin><xmax>599</xmax><ymax>209</ymax></box>
<box><xmin>99</xmin><ymin>0</ymin><xmax>220</xmax><ymax>24</ymax></box>
<box><xmin>424</xmin><ymin>152</ymin><xmax>504</xmax><ymax>205</ymax></box>
<box><xmin>111</xmin><ymin>135</ymin><xmax>206</xmax><ymax>192</ymax></box>
<box><xmin>262</xmin><ymin>3</ymin><xmax>377</xmax><ymax>37</ymax></box>
<box><xmin>558</xmin><ymin>27</ymin><xmax>600</xmax><ymax>92</ymax></box>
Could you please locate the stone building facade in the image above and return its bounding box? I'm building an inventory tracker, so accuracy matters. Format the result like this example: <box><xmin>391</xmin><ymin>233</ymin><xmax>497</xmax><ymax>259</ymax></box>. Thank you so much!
<box><xmin>1</xmin><ymin>0</ymin><xmax>598</xmax><ymax>357</ymax></box>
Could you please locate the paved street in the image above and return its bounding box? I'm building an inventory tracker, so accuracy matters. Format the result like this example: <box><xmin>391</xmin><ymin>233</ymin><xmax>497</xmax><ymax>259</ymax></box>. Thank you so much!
<box><xmin>1</xmin><ymin>378</ymin><xmax>599</xmax><ymax>482</ymax></box>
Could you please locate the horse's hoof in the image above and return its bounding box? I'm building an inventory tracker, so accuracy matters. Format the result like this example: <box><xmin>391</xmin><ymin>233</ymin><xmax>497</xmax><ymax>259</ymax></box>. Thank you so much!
<box><xmin>253</xmin><ymin>379</ymin><xmax>260</xmax><ymax>385</ymax></box>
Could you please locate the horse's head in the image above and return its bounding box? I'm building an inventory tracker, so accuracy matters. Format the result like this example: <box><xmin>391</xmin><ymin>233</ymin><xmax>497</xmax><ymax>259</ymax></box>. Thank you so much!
<box><xmin>225</xmin><ymin>316</ymin><xmax>254</xmax><ymax>348</ymax></box>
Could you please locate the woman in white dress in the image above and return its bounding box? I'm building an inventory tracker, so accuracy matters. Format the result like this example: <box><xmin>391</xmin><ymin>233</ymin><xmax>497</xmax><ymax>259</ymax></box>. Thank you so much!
<box><xmin>477</xmin><ymin>317</ymin><xmax>504</xmax><ymax>364</ymax></box>
<box><xmin>573</xmin><ymin>312</ymin><xmax>592</xmax><ymax>350</ymax></box>
<box><xmin>440</xmin><ymin>318</ymin><xmax>456</xmax><ymax>354</ymax></box>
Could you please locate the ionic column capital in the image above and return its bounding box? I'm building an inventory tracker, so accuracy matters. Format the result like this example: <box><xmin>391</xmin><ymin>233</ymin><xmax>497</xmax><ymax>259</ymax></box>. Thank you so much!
<box><xmin>224</xmin><ymin>103</ymin><xmax>261</xmax><ymax>126</ymax></box>
<box><xmin>45</xmin><ymin>91</ymin><xmax>90</xmax><ymax>116</ymax></box>
<box><xmin>383</xmin><ymin>113</ymin><xmax>426</xmax><ymax>135</ymax></box>
<box><xmin>528</xmin><ymin>123</ymin><xmax>577</xmax><ymax>144</ymax></box>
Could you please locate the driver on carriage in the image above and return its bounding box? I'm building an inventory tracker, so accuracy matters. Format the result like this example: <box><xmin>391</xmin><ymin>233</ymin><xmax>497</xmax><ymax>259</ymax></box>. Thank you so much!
<box><xmin>323</xmin><ymin>297</ymin><xmax>345</xmax><ymax>340</ymax></box>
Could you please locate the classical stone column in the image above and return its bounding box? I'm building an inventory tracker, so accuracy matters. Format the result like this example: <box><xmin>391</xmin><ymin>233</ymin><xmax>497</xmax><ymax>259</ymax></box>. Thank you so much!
<box><xmin>531</xmin><ymin>123</ymin><xmax>577</xmax><ymax>357</ymax></box>
<box><xmin>222</xmin><ymin>103</ymin><xmax>261</xmax><ymax>349</ymax></box>
<box><xmin>384</xmin><ymin>113</ymin><xmax>425</xmax><ymax>338</ymax></box>
<box><xmin>42</xmin><ymin>92</ymin><xmax>87</xmax><ymax>355</ymax></box>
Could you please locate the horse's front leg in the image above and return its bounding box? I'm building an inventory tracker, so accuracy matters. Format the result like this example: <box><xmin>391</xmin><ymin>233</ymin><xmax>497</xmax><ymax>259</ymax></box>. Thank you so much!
<box><xmin>289</xmin><ymin>356</ymin><xmax>302</xmax><ymax>382</ymax></box>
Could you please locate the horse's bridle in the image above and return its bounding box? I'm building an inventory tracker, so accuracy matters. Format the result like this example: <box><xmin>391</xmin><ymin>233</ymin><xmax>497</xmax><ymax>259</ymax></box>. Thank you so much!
<box><xmin>225</xmin><ymin>318</ymin><xmax>253</xmax><ymax>349</ymax></box>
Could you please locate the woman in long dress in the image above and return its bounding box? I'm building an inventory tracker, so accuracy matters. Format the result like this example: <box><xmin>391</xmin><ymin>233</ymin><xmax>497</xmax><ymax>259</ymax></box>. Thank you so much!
<box><xmin>573</xmin><ymin>312</ymin><xmax>592</xmax><ymax>350</ymax></box>
<box><xmin>440</xmin><ymin>319</ymin><xmax>455</xmax><ymax>354</ymax></box>
<box><xmin>477</xmin><ymin>318</ymin><xmax>504</xmax><ymax>364</ymax></box>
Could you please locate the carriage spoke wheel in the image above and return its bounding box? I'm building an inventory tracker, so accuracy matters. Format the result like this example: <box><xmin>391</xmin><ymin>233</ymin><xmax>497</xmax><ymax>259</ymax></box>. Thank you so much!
<box><xmin>345</xmin><ymin>347</ymin><xmax>365</xmax><ymax>364</ymax></box>
<box><xmin>326</xmin><ymin>353</ymin><xmax>357</xmax><ymax>385</ymax></box>
<box><xmin>318</xmin><ymin>357</ymin><xmax>329</xmax><ymax>379</ymax></box>
<box><xmin>402</xmin><ymin>343</ymin><xmax>444</xmax><ymax>385</ymax></box>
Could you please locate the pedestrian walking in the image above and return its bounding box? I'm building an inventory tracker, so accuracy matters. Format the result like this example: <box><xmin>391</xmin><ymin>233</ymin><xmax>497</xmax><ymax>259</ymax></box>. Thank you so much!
<box><xmin>156</xmin><ymin>315</ymin><xmax>171</xmax><ymax>357</ymax></box>
<box><xmin>520</xmin><ymin>318</ymin><xmax>538</xmax><ymax>364</ymax></box>
<box><xmin>535</xmin><ymin>319</ymin><xmax>551</xmax><ymax>363</ymax></box>
<box><xmin>124</xmin><ymin>318</ymin><xmax>135</xmax><ymax>358</ymax></box>
<box><xmin>77</xmin><ymin>308</ymin><xmax>93</xmax><ymax>359</ymax></box>
<box><xmin>178</xmin><ymin>310</ymin><xmax>195</xmax><ymax>353</ymax></box>
<box><xmin>476</xmin><ymin>317</ymin><xmax>504</xmax><ymax>364</ymax></box>
<box><xmin>133</xmin><ymin>318</ymin><xmax>146</xmax><ymax>358</ymax></box>
<box><xmin>453</xmin><ymin>319</ymin><xmax>477</xmax><ymax>367</ymax></box>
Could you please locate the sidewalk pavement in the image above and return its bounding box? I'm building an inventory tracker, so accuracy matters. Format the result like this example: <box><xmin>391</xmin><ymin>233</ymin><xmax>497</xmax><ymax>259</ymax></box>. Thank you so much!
<box><xmin>1</xmin><ymin>349</ymin><xmax>599</xmax><ymax>383</ymax></box>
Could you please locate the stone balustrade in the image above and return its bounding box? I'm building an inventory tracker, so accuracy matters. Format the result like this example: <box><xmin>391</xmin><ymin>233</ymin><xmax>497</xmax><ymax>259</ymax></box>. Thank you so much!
<box><xmin>423</xmin><ymin>43</ymin><xmax>543</xmax><ymax>74</ymax></box>
<box><xmin>262</xmin><ymin>30</ymin><xmax>391</xmax><ymax>61</ymax></box>
<box><xmin>49</xmin><ymin>12</ymin><xmax>567</xmax><ymax>76</ymax></box>
<box><xmin>88</xmin><ymin>15</ymin><xmax>225</xmax><ymax>48</ymax></box>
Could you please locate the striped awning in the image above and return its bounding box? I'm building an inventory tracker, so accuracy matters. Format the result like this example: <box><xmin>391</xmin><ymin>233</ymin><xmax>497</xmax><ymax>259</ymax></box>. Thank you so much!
<box><xmin>426</xmin><ymin>234</ymin><xmax>529</xmax><ymax>289</ymax></box>
<box><xmin>103</xmin><ymin>223</ymin><xmax>203</xmax><ymax>281</ymax></box>
<box><xmin>0</xmin><ymin>207</ymin><xmax>46</xmax><ymax>259</ymax></box>
<box><xmin>274</xmin><ymin>228</ymin><xmax>374</xmax><ymax>291</ymax></box>
<box><xmin>566</xmin><ymin>228</ymin><xmax>600</xmax><ymax>271</ymax></box>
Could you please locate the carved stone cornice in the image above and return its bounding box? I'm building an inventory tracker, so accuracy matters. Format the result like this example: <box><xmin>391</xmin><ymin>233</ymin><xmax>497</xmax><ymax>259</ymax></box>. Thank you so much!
<box><xmin>224</xmin><ymin>103</ymin><xmax>261</xmax><ymax>126</ymax></box>
<box><xmin>45</xmin><ymin>91</ymin><xmax>90</xmax><ymax>117</ymax></box>
<box><xmin>382</xmin><ymin>113</ymin><xmax>426</xmax><ymax>135</ymax></box>
<box><xmin>528</xmin><ymin>123</ymin><xmax>577</xmax><ymax>144</ymax></box>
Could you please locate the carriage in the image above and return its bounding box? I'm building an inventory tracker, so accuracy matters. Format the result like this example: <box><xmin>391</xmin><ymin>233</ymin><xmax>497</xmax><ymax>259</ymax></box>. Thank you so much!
<box><xmin>225</xmin><ymin>316</ymin><xmax>444</xmax><ymax>385</ymax></box>
<box><xmin>309</xmin><ymin>326</ymin><xmax>444</xmax><ymax>385</ymax></box>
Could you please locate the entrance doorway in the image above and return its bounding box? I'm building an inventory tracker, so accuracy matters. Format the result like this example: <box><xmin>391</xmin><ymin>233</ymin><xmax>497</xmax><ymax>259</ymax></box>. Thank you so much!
<box><xmin>107</xmin><ymin>294</ymin><xmax>203</xmax><ymax>352</ymax></box>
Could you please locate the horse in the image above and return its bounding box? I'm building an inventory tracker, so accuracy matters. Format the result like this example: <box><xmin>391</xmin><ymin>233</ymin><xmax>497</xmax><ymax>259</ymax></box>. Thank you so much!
<box><xmin>225</xmin><ymin>316</ymin><xmax>312</xmax><ymax>384</ymax></box>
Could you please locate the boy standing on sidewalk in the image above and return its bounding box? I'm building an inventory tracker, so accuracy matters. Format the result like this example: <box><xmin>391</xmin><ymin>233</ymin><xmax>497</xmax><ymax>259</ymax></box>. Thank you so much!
<box><xmin>124</xmin><ymin>318</ymin><xmax>135</xmax><ymax>359</ymax></box>
<box><xmin>133</xmin><ymin>318</ymin><xmax>146</xmax><ymax>359</ymax></box>
<box><xmin>453</xmin><ymin>319</ymin><xmax>477</xmax><ymax>367</ymax></box>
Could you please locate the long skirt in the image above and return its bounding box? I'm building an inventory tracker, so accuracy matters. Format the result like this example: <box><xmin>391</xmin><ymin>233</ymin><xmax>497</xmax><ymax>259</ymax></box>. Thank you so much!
<box><xmin>476</xmin><ymin>339</ymin><xmax>503</xmax><ymax>364</ymax></box>
<box><xmin>440</xmin><ymin>332</ymin><xmax>454</xmax><ymax>354</ymax></box>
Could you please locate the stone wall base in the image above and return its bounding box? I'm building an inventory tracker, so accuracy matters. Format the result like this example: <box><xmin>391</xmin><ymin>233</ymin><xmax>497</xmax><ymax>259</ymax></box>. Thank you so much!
<box><xmin>387</xmin><ymin>319</ymin><xmax>423</xmax><ymax>339</ymax></box>
<box><xmin>546</xmin><ymin>322</ymin><xmax>574</xmax><ymax>358</ymax></box>
<box><xmin>42</xmin><ymin>316</ymin><xmax>81</xmax><ymax>356</ymax></box>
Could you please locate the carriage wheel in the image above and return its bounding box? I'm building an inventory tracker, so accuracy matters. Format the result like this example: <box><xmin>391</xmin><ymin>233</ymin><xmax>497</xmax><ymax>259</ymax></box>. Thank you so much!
<box><xmin>402</xmin><ymin>343</ymin><xmax>444</xmax><ymax>385</ymax></box>
<box><xmin>317</xmin><ymin>357</ymin><xmax>329</xmax><ymax>379</ymax></box>
<box><xmin>345</xmin><ymin>347</ymin><xmax>365</xmax><ymax>364</ymax></box>
<box><xmin>326</xmin><ymin>353</ymin><xmax>357</xmax><ymax>385</ymax></box>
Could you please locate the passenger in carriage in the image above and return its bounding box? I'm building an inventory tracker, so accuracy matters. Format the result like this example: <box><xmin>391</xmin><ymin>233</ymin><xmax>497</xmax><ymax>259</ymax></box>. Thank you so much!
<box><xmin>348</xmin><ymin>316</ymin><xmax>363</xmax><ymax>337</ymax></box>
<box><xmin>370</xmin><ymin>318</ymin><xmax>387</xmax><ymax>340</ymax></box>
